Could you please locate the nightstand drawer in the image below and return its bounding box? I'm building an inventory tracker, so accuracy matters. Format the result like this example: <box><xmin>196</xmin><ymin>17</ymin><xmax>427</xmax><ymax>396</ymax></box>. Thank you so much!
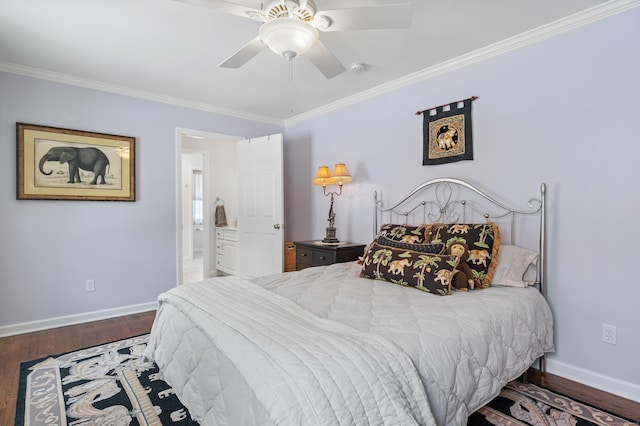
<box><xmin>313</xmin><ymin>249</ymin><xmax>335</xmax><ymax>266</ymax></box>
<box><xmin>294</xmin><ymin>241</ymin><xmax>366</xmax><ymax>271</ymax></box>
<box><xmin>296</xmin><ymin>246</ymin><xmax>314</xmax><ymax>267</ymax></box>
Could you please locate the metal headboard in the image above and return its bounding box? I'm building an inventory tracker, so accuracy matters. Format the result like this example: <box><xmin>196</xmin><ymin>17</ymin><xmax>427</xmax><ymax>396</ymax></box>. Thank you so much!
<box><xmin>373</xmin><ymin>177</ymin><xmax>547</xmax><ymax>295</ymax></box>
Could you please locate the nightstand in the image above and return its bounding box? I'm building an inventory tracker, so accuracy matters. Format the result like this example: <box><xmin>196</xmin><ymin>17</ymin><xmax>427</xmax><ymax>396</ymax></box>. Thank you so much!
<box><xmin>294</xmin><ymin>240</ymin><xmax>366</xmax><ymax>271</ymax></box>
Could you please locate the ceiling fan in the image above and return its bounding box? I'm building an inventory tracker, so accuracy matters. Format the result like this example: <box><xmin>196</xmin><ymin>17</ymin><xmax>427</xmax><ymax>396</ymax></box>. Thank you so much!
<box><xmin>175</xmin><ymin>0</ymin><xmax>413</xmax><ymax>79</ymax></box>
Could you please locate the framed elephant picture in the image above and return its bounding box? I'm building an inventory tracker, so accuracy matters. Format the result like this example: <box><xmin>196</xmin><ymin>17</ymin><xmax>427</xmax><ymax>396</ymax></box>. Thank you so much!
<box><xmin>16</xmin><ymin>123</ymin><xmax>135</xmax><ymax>201</ymax></box>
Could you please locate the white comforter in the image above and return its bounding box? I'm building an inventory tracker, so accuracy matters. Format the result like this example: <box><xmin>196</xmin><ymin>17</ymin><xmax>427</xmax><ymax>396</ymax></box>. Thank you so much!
<box><xmin>146</xmin><ymin>262</ymin><xmax>554</xmax><ymax>425</ymax></box>
<box><xmin>145</xmin><ymin>275</ymin><xmax>437</xmax><ymax>425</ymax></box>
<box><xmin>254</xmin><ymin>263</ymin><xmax>554</xmax><ymax>425</ymax></box>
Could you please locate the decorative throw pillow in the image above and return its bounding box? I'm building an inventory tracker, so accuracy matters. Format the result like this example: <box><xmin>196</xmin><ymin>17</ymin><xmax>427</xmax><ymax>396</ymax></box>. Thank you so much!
<box><xmin>491</xmin><ymin>245</ymin><xmax>538</xmax><ymax>287</ymax></box>
<box><xmin>360</xmin><ymin>240</ymin><xmax>460</xmax><ymax>296</ymax></box>
<box><xmin>375</xmin><ymin>235</ymin><xmax>445</xmax><ymax>254</ymax></box>
<box><xmin>427</xmin><ymin>222</ymin><xmax>501</xmax><ymax>288</ymax></box>
<box><xmin>377</xmin><ymin>224</ymin><xmax>429</xmax><ymax>244</ymax></box>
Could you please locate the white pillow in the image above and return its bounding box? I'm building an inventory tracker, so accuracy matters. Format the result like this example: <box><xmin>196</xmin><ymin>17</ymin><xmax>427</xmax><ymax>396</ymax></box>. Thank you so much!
<box><xmin>522</xmin><ymin>260</ymin><xmax>538</xmax><ymax>284</ymax></box>
<box><xmin>491</xmin><ymin>245</ymin><xmax>538</xmax><ymax>287</ymax></box>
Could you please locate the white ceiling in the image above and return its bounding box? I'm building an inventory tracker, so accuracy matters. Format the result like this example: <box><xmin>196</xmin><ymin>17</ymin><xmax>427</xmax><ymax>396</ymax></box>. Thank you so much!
<box><xmin>0</xmin><ymin>0</ymin><xmax>620</xmax><ymax>124</ymax></box>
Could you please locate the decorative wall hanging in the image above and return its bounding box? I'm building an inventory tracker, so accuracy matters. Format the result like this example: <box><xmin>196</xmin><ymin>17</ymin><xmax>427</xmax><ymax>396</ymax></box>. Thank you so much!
<box><xmin>418</xmin><ymin>96</ymin><xmax>476</xmax><ymax>166</ymax></box>
<box><xmin>16</xmin><ymin>123</ymin><xmax>135</xmax><ymax>201</ymax></box>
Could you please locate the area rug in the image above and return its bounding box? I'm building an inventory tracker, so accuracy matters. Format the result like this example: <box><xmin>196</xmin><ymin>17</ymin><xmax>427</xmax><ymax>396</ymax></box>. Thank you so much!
<box><xmin>469</xmin><ymin>381</ymin><xmax>638</xmax><ymax>426</ymax></box>
<box><xmin>15</xmin><ymin>334</ymin><xmax>198</xmax><ymax>425</ymax></box>
<box><xmin>16</xmin><ymin>334</ymin><xmax>637</xmax><ymax>426</ymax></box>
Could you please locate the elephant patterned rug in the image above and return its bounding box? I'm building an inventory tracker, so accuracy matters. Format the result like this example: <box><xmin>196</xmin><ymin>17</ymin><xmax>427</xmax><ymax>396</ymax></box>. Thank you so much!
<box><xmin>15</xmin><ymin>334</ymin><xmax>198</xmax><ymax>425</ymax></box>
<box><xmin>16</xmin><ymin>334</ymin><xmax>636</xmax><ymax>426</ymax></box>
<box><xmin>468</xmin><ymin>382</ymin><xmax>637</xmax><ymax>426</ymax></box>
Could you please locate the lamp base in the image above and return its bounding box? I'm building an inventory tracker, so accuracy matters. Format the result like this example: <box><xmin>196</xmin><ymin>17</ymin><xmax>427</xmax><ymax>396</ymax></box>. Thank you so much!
<box><xmin>322</xmin><ymin>226</ymin><xmax>339</xmax><ymax>244</ymax></box>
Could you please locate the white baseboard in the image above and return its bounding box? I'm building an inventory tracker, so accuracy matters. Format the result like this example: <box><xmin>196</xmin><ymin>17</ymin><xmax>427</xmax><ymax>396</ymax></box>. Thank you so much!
<box><xmin>547</xmin><ymin>359</ymin><xmax>640</xmax><ymax>403</ymax></box>
<box><xmin>0</xmin><ymin>302</ymin><xmax>157</xmax><ymax>338</ymax></box>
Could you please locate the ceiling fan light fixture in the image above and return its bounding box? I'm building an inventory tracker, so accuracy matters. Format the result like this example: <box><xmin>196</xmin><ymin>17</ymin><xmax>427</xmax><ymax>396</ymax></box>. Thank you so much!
<box><xmin>259</xmin><ymin>17</ymin><xmax>319</xmax><ymax>58</ymax></box>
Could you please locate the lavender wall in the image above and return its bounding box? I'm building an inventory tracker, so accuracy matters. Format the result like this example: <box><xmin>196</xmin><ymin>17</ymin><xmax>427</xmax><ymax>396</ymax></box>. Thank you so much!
<box><xmin>0</xmin><ymin>73</ymin><xmax>281</xmax><ymax>326</ymax></box>
<box><xmin>285</xmin><ymin>8</ymin><xmax>640</xmax><ymax>399</ymax></box>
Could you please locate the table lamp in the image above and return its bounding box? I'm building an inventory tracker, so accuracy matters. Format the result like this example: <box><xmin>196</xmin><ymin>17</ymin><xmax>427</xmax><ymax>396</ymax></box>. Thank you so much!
<box><xmin>313</xmin><ymin>163</ymin><xmax>352</xmax><ymax>244</ymax></box>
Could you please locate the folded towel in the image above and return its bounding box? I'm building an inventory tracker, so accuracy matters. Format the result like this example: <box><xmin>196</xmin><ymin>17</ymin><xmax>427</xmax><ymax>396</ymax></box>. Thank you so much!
<box><xmin>214</xmin><ymin>205</ymin><xmax>228</xmax><ymax>227</ymax></box>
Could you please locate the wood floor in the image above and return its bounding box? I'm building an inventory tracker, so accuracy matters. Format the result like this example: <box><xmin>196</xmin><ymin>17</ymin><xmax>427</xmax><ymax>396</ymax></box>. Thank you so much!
<box><xmin>2</xmin><ymin>311</ymin><xmax>639</xmax><ymax>425</ymax></box>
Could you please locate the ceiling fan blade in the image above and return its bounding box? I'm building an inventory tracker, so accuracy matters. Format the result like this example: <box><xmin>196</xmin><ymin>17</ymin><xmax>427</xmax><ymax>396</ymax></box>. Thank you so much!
<box><xmin>306</xmin><ymin>41</ymin><xmax>346</xmax><ymax>79</ymax></box>
<box><xmin>316</xmin><ymin>3</ymin><xmax>412</xmax><ymax>32</ymax></box>
<box><xmin>173</xmin><ymin>0</ymin><xmax>263</xmax><ymax>21</ymax></box>
<box><xmin>220</xmin><ymin>36</ymin><xmax>267</xmax><ymax>68</ymax></box>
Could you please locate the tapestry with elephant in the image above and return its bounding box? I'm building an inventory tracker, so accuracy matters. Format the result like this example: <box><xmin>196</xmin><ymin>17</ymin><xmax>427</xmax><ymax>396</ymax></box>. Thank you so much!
<box><xmin>421</xmin><ymin>97</ymin><xmax>475</xmax><ymax>165</ymax></box>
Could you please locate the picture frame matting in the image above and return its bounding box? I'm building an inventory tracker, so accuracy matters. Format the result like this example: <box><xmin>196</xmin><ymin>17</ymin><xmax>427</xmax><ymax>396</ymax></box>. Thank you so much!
<box><xmin>16</xmin><ymin>123</ymin><xmax>135</xmax><ymax>201</ymax></box>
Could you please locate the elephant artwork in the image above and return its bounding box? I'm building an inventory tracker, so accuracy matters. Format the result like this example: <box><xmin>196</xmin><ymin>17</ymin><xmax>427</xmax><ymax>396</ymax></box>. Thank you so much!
<box><xmin>436</xmin><ymin>125</ymin><xmax>458</xmax><ymax>150</ymax></box>
<box><xmin>39</xmin><ymin>146</ymin><xmax>110</xmax><ymax>185</ymax></box>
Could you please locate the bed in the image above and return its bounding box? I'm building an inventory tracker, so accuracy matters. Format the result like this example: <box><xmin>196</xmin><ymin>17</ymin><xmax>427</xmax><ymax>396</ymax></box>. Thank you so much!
<box><xmin>144</xmin><ymin>178</ymin><xmax>554</xmax><ymax>425</ymax></box>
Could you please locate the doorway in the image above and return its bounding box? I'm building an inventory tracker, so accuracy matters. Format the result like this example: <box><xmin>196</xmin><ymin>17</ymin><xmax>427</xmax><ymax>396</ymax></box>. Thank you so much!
<box><xmin>181</xmin><ymin>152</ymin><xmax>205</xmax><ymax>284</ymax></box>
<box><xmin>176</xmin><ymin>128</ymin><xmax>243</xmax><ymax>285</ymax></box>
<box><xmin>175</xmin><ymin>129</ymin><xmax>284</xmax><ymax>285</ymax></box>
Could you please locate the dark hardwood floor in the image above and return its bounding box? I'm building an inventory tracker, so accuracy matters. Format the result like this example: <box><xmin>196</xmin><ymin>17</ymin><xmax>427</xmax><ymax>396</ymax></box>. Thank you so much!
<box><xmin>2</xmin><ymin>311</ymin><xmax>639</xmax><ymax>425</ymax></box>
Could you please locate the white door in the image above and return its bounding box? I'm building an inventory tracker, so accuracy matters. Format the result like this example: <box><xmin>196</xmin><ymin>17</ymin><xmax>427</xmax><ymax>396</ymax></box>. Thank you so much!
<box><xmin>237</xmin><ymin>134</ymin><xmax>284</xmax><ymax>278</ymax></box>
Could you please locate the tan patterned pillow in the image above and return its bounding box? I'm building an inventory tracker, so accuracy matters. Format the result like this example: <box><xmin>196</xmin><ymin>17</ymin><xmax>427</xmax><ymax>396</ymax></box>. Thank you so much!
<box><xmin>360</xmin><ymin>240</ymin><xmax>460</xmax><ymax>296</ymax></box>
<box><xmin>427</xmin><ymin>222</ymin><xmax>501</xmax><ymax>288</ymax></box>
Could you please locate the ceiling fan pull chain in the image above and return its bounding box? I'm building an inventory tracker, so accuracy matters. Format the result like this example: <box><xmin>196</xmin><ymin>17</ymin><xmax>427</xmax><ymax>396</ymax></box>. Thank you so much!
<box><xmin>288</xmin><ymin>57</ymin><xmax>293</xmax><ymax>84</ymax></box>
<box><xmin>289</xmin><ymin>58</ymin><xmax>294</xmax><ymax>113</ymax></box>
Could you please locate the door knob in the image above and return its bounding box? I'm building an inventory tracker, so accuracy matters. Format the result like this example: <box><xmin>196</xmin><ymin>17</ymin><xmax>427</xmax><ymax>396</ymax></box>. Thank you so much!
<box><xmin>273</xmin><ymin>224</ymin><xmax>281</xmax><ymax>229</ymax></box>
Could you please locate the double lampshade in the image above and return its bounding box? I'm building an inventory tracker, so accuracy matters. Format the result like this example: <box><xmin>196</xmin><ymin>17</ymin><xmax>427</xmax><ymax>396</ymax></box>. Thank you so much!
<box><xmin>313</xmin><ymin>163</ymin><xmax>352</xmax><ymax>186</ymax></box>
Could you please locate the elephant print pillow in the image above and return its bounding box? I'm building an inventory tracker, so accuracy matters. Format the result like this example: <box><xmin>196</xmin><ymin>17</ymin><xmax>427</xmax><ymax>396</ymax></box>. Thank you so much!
<box><xmin>360</xmin><ymin>240</ymin><xmax>460</xmax><ymax>296</ymax></box>
<box><xmin>426</xmin><ymin>222</ymin><xmax>501</xmax><ymax>288</ymax></box>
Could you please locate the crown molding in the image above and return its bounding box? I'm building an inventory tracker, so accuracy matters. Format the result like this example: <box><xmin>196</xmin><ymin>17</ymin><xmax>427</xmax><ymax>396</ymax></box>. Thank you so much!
<box><xmin>1</xmin><ymin>0</ymin><xmax>636</xmax><ymax>128</ymax></box>
<box><xmin>284</xmin><ymin>0</ymin><xmax>640</xmax><ymax>127</ymax></box>
<box><xmin>0</xmin><ymin>61</ymin><xmax>285</xmax><ymax>127</ymax></box>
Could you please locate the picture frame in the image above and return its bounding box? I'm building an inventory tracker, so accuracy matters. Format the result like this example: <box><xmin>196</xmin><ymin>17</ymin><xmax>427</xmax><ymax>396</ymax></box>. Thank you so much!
<box><xmin>17</xmin><ymin>123</ymin><xmax>135</xmax><ymax>201</ymax></box>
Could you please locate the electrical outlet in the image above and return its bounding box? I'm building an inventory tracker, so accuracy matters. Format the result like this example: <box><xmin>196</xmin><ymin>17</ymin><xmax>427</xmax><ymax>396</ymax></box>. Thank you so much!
<box><xmin>602</xmin><ymin>324</ymin><xmax>616</xmax><ymax>345</ymax></box>
<box><xmin>85</xmin><ymin>279</ymin><xmax>95</xmax><ymax>292</ymax></box>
